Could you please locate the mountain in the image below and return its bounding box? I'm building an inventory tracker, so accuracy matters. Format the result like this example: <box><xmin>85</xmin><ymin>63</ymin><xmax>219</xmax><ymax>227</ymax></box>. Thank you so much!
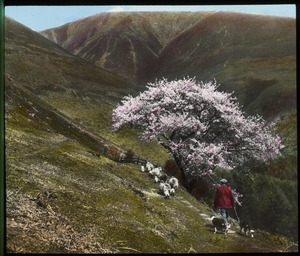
<box><xmin>41</xmin><ymin>11</ymin><xmax>296</xmax><ymax>119</ymax></box>
<box><xmin>40</xmin><ymin>12</ymin><xmax>213</xmax><ymax>85</ymax></box>
<box><xmin>141</xmin><ymin>12</ymin><xmax>296</xmax><ymax>119</ymax></box>
<box><xmin>5</xmin><ymin>14</ymin><xmax>297</xmax><ymax>253</ymax></box>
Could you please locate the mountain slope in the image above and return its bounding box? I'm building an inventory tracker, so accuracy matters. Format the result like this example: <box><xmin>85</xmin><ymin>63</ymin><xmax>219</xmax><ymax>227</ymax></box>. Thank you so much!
<box><xmin>141</xmin><ymin>12</ymin><xmax>296</xmax><ymax>119</ymax></box>
<box><xmin>41</xmin><ymin>12</ymin><xmax>296</xmax><ymax>119</ymax></box>
<box><xmin>5</xmin><ymin>16</ymin><xmax>133</xmax><ymax>96</ymax></box>
<box><xmin>40</xmin><ymin>12</ymin><xmax>213</xmax><ymax>84</ymax></box>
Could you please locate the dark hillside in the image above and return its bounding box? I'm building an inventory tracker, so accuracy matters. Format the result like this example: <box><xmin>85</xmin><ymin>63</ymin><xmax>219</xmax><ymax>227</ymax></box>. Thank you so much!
<box><xmin>141</xmin><ymin>12</ymin><xmax>296</xmax><ymax>119</ymax></box>
<box><xmin>5</xmin><ymin>17</ymin><xmax>132</xmax><ymax>96</ymax></box>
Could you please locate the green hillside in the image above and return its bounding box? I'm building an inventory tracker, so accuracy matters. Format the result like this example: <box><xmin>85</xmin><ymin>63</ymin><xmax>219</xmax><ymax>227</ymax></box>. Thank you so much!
<box><xmin>5</xmin><ymin>77</ymin><xmax>294</xmax><ymax>254</ymax></box>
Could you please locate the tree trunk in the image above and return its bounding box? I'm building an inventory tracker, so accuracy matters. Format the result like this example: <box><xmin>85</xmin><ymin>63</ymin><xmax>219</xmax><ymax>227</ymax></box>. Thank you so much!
<box><xmin>173</xmin><ymin>154</ymin><xmax>191</xmax><ymax>191</ymax></box>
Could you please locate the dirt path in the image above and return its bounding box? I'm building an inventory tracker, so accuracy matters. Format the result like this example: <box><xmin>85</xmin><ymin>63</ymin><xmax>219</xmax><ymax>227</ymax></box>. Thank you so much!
<box><xmin>199</xmin><ymin>212</ymin><xmax>294</xmax><ymax>253</ymax></box>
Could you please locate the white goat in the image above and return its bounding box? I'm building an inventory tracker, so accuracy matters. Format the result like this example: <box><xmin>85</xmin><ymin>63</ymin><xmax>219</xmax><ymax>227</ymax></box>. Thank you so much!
<box><xmin>168</xmin><ymin>177</ymin><xmax>179</xmax><ymax>189</ymax></box>
<box><xmin>154</xmin><ymin>176</ymin><xmax>160</xmax><ymax>183</ymax></box>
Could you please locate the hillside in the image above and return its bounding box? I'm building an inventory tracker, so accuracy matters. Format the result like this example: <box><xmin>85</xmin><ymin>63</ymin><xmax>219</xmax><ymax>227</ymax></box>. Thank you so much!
<box><xmin>5</xmin><ymin>17</ymin><xmax>132</xmax><ymax>96</ymax></box>
<box><xmin>41</xmin><ymin>11</ymin><xmax>296</xmax><ymax>119</ymax></box>
<box><xmin>4</xmin><ymin>15</ymin><xmax>297</xmax><ymax>253</ymax></box>
<box><xmin>5</xmin><ymin>81</ymin><xmax>293</xmax><ymax>253</ymax></box>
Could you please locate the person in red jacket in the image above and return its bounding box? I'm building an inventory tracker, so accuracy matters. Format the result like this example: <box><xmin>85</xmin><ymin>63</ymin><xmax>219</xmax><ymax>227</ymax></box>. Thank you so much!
<box><xmin>213</xmin><ymin>179</ymin><xmax>235</xmax><ymax>231</ymax></box>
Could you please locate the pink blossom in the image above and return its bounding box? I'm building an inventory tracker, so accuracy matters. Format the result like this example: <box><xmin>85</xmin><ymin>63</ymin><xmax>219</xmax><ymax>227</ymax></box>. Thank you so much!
<box><xmin>112</xmin><ymin>77</ymin><xmax>284</xmax><ymax>182</ymax></box>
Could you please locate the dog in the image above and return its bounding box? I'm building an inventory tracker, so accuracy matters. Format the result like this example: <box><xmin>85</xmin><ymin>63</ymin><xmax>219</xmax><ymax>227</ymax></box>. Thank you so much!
<box><xmin>240</xmin><ymin>221</ymin><xmax>255</xmax><ymax>238</ymax></box>
<box><xmin>210</xmin><ymin>215</ymin><xmax>230</xmax><ymax>234</ymax></box>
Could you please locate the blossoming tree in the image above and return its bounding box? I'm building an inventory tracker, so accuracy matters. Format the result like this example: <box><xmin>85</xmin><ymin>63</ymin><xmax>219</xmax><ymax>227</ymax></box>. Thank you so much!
<box><xmin>112</xmin><ymin>77</ymin><xmax>284</xmax><ymax>183</ymax></box>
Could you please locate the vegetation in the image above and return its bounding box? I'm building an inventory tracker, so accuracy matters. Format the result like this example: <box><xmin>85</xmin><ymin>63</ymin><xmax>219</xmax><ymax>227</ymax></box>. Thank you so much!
<box><xmin>6</xmin><ymin>102</ymin><xmax>295</xmax><ymax>253</ymax></box>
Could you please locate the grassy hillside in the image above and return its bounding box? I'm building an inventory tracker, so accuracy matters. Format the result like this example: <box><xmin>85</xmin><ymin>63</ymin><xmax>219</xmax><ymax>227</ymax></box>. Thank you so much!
<box><xmin>5</xmin><ymin>76</ymin><xmax>295</xmax><ymax>254</ymax></box>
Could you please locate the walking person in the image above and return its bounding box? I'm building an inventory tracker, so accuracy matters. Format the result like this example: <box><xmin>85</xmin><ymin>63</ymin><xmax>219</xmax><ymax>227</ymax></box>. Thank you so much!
<box><xmin>213</xmin><ymin>179</ymin><xmax>235</xmax><ymax>232</ymax></box>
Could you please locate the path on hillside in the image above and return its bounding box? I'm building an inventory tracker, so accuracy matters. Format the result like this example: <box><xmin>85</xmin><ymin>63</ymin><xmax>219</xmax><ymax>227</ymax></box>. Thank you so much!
<box><xmin>179</xmin><ymin>198</ymin><xmax>293</xmax><ymax>253</ymax></box>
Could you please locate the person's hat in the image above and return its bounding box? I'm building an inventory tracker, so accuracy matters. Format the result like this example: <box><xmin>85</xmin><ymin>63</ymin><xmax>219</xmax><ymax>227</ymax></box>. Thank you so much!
<box><xmin>220</xmin><ymin>179</ymin><xmax>228</xmax><ymax>184</ymax></box>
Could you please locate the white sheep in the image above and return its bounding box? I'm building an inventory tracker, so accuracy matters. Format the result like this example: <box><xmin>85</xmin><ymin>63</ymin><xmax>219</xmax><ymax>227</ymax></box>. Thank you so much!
<box><xmin>149</xmin><ymin>167</ymin><xmax>161</xmax><ymax>177</ymax></box>
<box><xmin>159</xmin><ymin>182</ymin><xmax>170</xmax><ymax>198</ymax></box>
<box><xmin>141</xmin><ymin>166</ymin><xmax>145</xmax><ymax>172</ymax></box>
<box><xmin>170</xmin><ymin>188</ymin><xmax>175</xmax><ymax>196</ymax></box>
<box><xmin>168</xmin><ymin>177</ymin><xmax>179</xmax><ymax>189</ymax></box>
<box><xmin>119</xmin><ymin>152</ymin><xmax>126</xmax><ymax>161</ymax></box>
<box><xmin>146</xmin><ymin>162</ymin><xmax>154</xmax><ymax>171</ymax></box>
<box><xmin>154</xmin><ymin>176</ymin><xmax>160</xmax><ymax>183</ymax></box>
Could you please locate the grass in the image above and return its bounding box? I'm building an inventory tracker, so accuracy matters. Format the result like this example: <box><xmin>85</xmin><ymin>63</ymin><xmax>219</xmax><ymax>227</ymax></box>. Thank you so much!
<box><xmin>41</xmin><ymin>91</ymin><xmax>170</xmax><ymax>167</ymax></box>
<box><xmin>7</xmin><ymin>106</ymin><xmax>296</xmax><ymax>253</ymax></box>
